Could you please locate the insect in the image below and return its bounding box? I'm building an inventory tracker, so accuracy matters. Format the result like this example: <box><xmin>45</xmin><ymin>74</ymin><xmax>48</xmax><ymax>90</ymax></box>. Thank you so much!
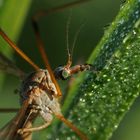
<box><xmin>0</xmin><ymin>1</ymin><xmax>93</xmax><ymax>140</ymax></box>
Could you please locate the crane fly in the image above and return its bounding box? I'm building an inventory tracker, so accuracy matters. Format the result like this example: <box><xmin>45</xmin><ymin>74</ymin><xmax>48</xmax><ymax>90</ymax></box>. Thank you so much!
<box><xmin>0</xmin><ymin>1</ymin><xmax>93</xmax><ymax>140</ymax></box>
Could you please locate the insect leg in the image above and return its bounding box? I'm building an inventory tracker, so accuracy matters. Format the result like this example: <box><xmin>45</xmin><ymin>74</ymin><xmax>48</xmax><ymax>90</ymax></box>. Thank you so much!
<box><xmin>18</xmin><ymin>105</ymin><xmax>52</xmax><ymax>134</ymax></box>
<box><xmin>0</xmin><ymin>108</ymin><xmax>19</xmax><ymax>113</ymax></box>
<box><xmin>0</xmin><ymin>28</ymin><xmax>39</xmax><ymax>70</ymax></box>
<box><xmin>33</xmin><ymin>0</ymin><xmax>91</xmax><ymax>21</ymax></box>
<box><xmin>55</xmin><ymin>114</ymin><xmax>89</xmax><ymax>140</ymax></box>
<box><xmin>18</xmin><ymin>121</ymin><xmax>51</xmax><ymax>134</ymax></box>
<box><xmin>31</xmin><ymin>16</ymin><xmax>49</xmax><ymax>69</ymax></box>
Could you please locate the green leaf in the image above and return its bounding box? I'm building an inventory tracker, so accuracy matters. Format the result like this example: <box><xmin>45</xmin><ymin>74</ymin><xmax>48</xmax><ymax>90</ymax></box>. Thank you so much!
<box><xmin>51</xmin><ymin>0</ymin><xmax>140</xmax><ymax>140</ymax></box>
<box><xmin>0</xmin><ymin>0</ymin><xmax>32</xmax><ymax>89</ymax></box>
<box><xmin>0</xmin><ymin>0</ymin><xmax>32</xmax><ymax>42</ymax></box>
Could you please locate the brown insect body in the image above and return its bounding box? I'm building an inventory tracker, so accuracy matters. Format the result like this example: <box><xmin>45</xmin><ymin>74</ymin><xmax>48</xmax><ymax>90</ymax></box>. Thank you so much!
<box><xmin>20</xmin><ymin>69</ymin><xmax>62</xmax><ymax>126</ymax></box>
<box><xmin>0</xmin><ymin>69</ymin><xmax>62</xmax><ymax>140</ymax></box>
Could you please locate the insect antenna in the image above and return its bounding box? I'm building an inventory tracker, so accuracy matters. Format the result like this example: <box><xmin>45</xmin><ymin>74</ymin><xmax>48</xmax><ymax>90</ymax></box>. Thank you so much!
<box><xmin>71</xmin><ymin>20</ymin><xmax>85</xmax><ymax>61</ymax></box>
<box><xmin>65</xmin><ymin>10</ymin><xmax>72</xmax><ymax>68</ymax></box>
<box><xmin>65</xmin><ymin>16</ymin><xmax>85</xmax><ymax>69</ymax></box>
<box><xmin>0</xmin><ymin>28</ymin><xmax>39</xmax><ymax>70</ymax></box>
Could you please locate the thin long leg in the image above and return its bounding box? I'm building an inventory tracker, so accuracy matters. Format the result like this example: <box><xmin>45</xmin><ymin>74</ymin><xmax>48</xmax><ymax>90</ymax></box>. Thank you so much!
<box><xmin>56</xmin><ymin>114</ymin><xmax>89</xmax><ymax>140</ymax></box>
<box><xmin>0</xmin><ymin>108</ymin><xmax>19</xmax><ymax>113</ymax></box>
<box><xmin>31</xmin><ymin>19</ymin><xmax>49</xmax><ymax>69</ymax></box>
<box><xmin>18</xmin><ymin>114</ymin><xmax>89</xmax><ymax>139</ymax></box>
<box><xmin>33</xmin><ymin>0</ymin><xmax>91</xmax><ymax>21</ymax></box>
<box><xmin>0</xmin><ymin>28</ymin><xmax>39</xmax><ymax>70</ymax></box>
<box><xmin>32</xmin><ymin>20</ymin><xmax>62</xmax><ymax>96</ymax></box>
<box><xmin>18</xmin><ymin>122</ymin><xmax>51</xmax><ymax>134</ymax></box>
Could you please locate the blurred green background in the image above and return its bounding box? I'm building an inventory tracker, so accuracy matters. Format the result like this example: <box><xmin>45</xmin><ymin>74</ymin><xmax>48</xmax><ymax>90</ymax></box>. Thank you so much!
<box><xmin>0</xmin><ymin>0</ymin><xmax>140</xmax><ymax>140</ymax></box>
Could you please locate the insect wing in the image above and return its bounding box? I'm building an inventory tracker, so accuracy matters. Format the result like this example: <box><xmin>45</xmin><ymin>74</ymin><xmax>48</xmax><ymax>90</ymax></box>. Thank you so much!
<box><xmin>0</xmin><ymin>116</ymin><xmax>19</xmax><ymax>140</ymax></box>
<box><xmin>0</xmin><ymin>52</ymin><xmax>24</xmax><ymax>78</ymax></box>
<box><xmin>0</xmin><ymin>99</ymin><xmax>31</xmax><ymax>140</ymax></box>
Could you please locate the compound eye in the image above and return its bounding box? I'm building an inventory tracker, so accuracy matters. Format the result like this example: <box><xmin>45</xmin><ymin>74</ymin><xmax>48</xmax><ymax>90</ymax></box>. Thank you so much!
<box><xmin>54</xmin><ymin>66</ymin><xmax>63</xmax><ymax>79</ymax></box>
<box><xmin>62</xmin><ymin>70</ymin><xmax>70</xmax><ymax>79</ymax></box>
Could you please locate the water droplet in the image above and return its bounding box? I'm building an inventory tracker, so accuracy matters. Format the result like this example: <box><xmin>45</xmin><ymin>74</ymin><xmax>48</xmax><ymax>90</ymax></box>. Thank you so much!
<box><xmin>94</xmin><ymin>85</ymin><xmax>98</xmax><ymax>89</ymax></box>
<box><xmin>103</xmin><ymin>74</ymin><xmax>107</xmax><ymax>78</ymax></box>
<box><xmin>85</xmin><ymin>109</ymin><xmax>89</xmax><ymax>113</ymax></box>
<box><xmin>107</xmin><ymin>78</ymin><xmax>111</xmax><ymax>82</ymax></box>
<box><xmin>134</xmin><ymin>19</ymin><xmax>140</xmax><ymax>28</ymax></box>
<box><xmin>114</xmin><ymin>124</ymin><xmax>118</xmax><ymax>129</ymax></box>
<box><xmin>105</xmin><ymin>45</ymin><xmax>109</xmax><ymax>49</ymax></box>
<box><xmin>132</xmin><ymin>29</ymin><xmax>137</xmax><ymax>35</ymax></box>
<box><xmin>114</xmin><ymin>50</ymin><xmax>121</xmax><ymax>58</ymax></box>
<box><xmin>110</xmin><ymin>94</ymin><xmax>113</xmax><ymax>97</ymax></box>
<box><xmin>78</xmin><ymin>117</ymin><xmax>81</xmax><ymax>121</ymax></box>
<box><xmin>102</xmin><ymin>95</ymin><xmax>107</xmax><ymax>98</ymax></box>
<box><xmin>120</xmin><ymin>108</ymin><xmax>125</xmax><ymax>112</ymax></box>
<box><xmin>137</xmin><ymin>84</ymin><xmax>140</xmax><ymax>88</ymax></box>
<box><xmin>88</xmin><ymin>92</ymin><xmax>93</xmax><ymax>96</ymax></box>
<box><xmin>118</xmin><ymin>18</ymin><xmax>125</xmax><ymax>25</ymax></box>
<box><xmin>120</xmin><ymin>0</ymin><xmax>127</xmax><ymax>9</ymax></box>
<box><xmin>66</xmin><ymin>137</ymin><xmax>72</xmax><ymax>140</ymax></box>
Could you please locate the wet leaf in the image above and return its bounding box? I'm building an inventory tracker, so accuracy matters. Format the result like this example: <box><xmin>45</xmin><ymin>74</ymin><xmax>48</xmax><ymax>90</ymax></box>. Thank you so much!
<box><xmin>51</xmin><ymin>0</ymin><xmax>140</xmax><ymax>140</ymax></box>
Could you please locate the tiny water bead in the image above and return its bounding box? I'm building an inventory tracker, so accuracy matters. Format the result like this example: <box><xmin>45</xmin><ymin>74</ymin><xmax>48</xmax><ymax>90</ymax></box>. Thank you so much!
<box><xmin>94</xmin><ymin>0</ymin><xmax>140</xmax><ymax>72</ymax></box>
<box><xmin>134</xmin><ymin>19</ymin><xmax>140</xmax><ymax>28</ymax></box>
<box><xmin>117</xmin><ymin>18</ymin><xmax>125</xmax><ymax>25</ymax></box>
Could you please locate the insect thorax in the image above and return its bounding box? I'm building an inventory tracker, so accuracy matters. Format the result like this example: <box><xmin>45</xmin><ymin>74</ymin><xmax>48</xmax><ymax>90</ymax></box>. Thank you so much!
<box><xmin>20</xmin><ymin>69</ymin><xmax>62</xmax><ymax>122</ymax></box>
